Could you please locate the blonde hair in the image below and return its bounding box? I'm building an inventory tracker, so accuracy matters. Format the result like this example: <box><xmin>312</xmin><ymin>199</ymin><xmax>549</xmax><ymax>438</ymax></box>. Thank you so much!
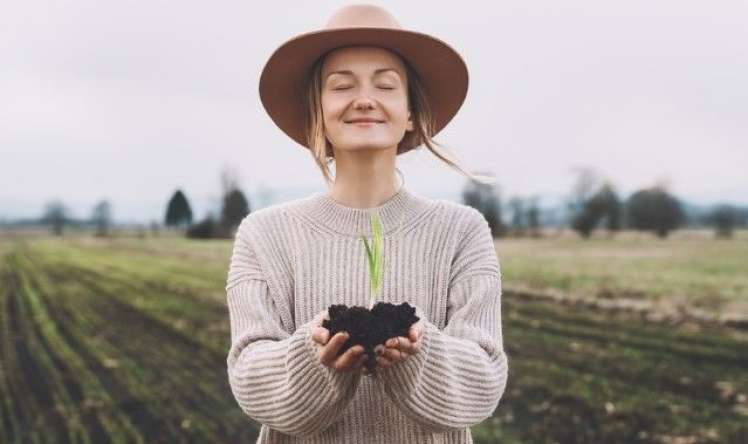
<box><xmin>304</xmin><ymin>50</ymin><xmax>496</xmax><ymax>187</ymax></box>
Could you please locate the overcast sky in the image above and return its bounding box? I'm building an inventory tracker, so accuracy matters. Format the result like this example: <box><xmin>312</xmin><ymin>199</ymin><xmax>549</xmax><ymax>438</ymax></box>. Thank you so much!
<box><xmin>1</xmin><ymin>0</ymin><xmax>746</xmax><ymax>223</ymax></box>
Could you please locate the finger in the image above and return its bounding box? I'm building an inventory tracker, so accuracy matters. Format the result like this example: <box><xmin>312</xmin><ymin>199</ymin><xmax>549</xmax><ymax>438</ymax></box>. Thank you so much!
<box><xmin>382</xmin><ymin>346</ymin><xmax>403</xmax><ymax>363</ymax></box>
<box><xmin>374</xmin><ymin>345</ymin><xmax>390</xmax><ymax>365</ymax></box>
<box><xmin>409</xmin><ymin>326</ymin><xmax>420</xmax><ymax>343</ymax></box>
<box><xmin>400</xmin><ymin>341</ymin><xmax>418</xmax><ymax>356</ymax></box>
<box><xmin>377</xmin><ymin>354</ymin><xmax>394</xmax><ymax>368</ymax></box>
<box><xmin>311</xmin><ymin>327</ymin><xmax>330</xmax><ymax>345</ymax></box>
<box><xmin>388</xmin><ymin>336</ymin><xmax>416</xmax><ymax>355</ymax></box>
<box><xmin>333</xmin><ymin>345</ymin><xmax>364</xmax><ymax>371</ymax></box>
<box><xmin>320</xmin><ymin>332</ymin><xmax>349</xmax><ymax>365</ymax></box>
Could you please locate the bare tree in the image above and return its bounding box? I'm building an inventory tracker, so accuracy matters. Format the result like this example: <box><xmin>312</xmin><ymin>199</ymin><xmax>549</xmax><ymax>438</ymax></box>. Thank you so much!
<box><xmin>211</xmin><ymin>164</ymin><xmax>252</xmax><ymax>238</ymax></box>
<box><xmin>567</xmin><ymin>166</ymin><xmax>604</xmax><ymax>217</ymax></box>
<box><xmin>461</xmin><ymin>172</ymin><xmax>506</xmax><ymax>238</ymax></box>
<box><xmin>220</xmin><ymin>164</ymin><xmax>242</xmax><ymax>197</ymax></box>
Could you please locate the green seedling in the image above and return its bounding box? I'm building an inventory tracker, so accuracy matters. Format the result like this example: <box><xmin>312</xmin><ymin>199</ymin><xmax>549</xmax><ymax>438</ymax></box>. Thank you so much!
<box><xmin>360</xmin><ymin>211</ymin><xmax>384</xmax><ymax>310</ymax></box>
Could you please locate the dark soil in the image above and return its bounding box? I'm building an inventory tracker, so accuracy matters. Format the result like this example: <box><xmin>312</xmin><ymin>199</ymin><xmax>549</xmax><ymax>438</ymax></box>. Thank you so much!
<box><xmin>322</xmin><ymin>301</ymin><xmax>420</xmax><ymax>376</ymax></box>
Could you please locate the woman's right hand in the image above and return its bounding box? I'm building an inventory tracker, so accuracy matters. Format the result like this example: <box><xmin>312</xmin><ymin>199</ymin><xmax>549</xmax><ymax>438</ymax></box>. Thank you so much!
<box><xmin>310</xmin><ymin>310</ymin><xmax>367</xmax><ymax>373</ymax></box>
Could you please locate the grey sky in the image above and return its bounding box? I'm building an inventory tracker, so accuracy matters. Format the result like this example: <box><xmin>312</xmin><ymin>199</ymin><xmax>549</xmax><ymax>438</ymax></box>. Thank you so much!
<box><xmin>1</xmin><ymin>0</ymin><xmax>746</xmax><ymax>223</ymax></box>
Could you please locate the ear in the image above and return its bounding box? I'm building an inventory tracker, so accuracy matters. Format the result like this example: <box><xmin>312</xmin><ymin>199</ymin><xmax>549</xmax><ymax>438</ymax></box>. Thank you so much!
<box><xmin>406</xmin><ymin>110</ymin><xmax>414</xmax><ymax>132</ymax></box>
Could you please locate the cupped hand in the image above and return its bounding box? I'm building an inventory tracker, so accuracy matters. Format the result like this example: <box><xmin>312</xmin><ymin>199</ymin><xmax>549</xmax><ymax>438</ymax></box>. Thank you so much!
<box><xmin>362</xmin><ymin>318</ymin><xmax>424</xmax><ymax>374</ymax></box>
<box><xmin>310</xmin><ymin>310</ymin><xmax>367</xmax><ymax>373</ymax></box>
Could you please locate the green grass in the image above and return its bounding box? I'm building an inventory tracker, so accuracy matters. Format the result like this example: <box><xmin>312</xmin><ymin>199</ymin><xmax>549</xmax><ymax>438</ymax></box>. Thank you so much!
<box><xmin>1</xmin><ymin>232</ymin><xmax>746</xmax><ymax>443</ymax></box>
<box><xmin>496</xmin><ymin>230</ymin><xmax>748</xmax><ymax>318</ymax></box>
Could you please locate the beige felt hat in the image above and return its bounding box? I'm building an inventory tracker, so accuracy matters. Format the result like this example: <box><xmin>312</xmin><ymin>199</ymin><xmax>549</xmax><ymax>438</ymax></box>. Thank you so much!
<box><xmin>258</xmin><ymin>4</ymin><xmax>469</xmax><ymax>156</ymax></box>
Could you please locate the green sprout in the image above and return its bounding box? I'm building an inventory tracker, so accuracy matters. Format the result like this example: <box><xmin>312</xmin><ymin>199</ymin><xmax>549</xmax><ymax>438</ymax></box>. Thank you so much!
<box><xmin>360</xmin><ymin>211</ymin><xmax>384</xmax><ymax>310</ymax></box>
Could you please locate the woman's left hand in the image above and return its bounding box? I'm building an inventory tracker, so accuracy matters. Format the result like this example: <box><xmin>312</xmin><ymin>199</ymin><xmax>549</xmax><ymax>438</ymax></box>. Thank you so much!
<box><xmin>372</xmin><ymin>319</ymin><xmax>424</xmax><ymax>370</ymax></box>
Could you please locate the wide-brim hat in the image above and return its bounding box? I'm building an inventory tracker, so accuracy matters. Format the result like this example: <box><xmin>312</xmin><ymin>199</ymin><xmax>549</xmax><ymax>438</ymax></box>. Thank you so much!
<box><xmin>258</xmin><ymin>3</ymin><xmax>469</xmax><ymax>156</ymax></box>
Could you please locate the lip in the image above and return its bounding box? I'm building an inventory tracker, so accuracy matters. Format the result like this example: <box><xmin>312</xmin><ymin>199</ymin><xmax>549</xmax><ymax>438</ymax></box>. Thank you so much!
<box><xmin>344</xmin><ymin>118</ymin><xmax>385</xmax><ymax>124</ymax></box>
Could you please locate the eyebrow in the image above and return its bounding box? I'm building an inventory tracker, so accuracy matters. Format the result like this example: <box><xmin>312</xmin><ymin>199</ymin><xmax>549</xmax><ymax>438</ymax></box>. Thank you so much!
<box><xmin>325</xmin><ymin>68</ymin><xmax>401</xmax><ymax>79</ymax></box>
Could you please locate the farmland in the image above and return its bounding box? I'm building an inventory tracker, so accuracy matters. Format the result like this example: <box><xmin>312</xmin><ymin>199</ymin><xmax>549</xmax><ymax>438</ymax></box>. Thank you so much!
<box><xmin>1</xmin><ymin>232</ymin><xmax>746</xmax><ymax>443</ymax></box>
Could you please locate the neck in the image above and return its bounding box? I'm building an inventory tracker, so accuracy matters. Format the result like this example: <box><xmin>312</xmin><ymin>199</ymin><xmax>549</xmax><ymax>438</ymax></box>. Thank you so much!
<box><xmin>327</xmin><ymin>146</ymin><xmax>399</xmax><ymax>209</ymax></box>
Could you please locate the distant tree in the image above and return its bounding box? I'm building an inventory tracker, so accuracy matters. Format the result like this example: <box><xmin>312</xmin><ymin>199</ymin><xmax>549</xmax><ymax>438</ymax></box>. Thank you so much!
<box><xmin>91</xmin><ymin>199</ymin><xmax>112</xmax><ymax>237</ymax></box>
<box><xmin>596</xmin><ymin>183</ymin><xmax>622</xmax><ymax>233</ymax></box>
<box><xmin>565</xmin><ymin>166</ymin><xmax>622</xmax><ymax>239</ymax></box>
<box><xmin>220</xmin><ymin>164</ymin><xmax>242</xmax><ymax>196</ymax></box>
<box><xmin>525</xmin><ymin>196</ymin><xmax>542</xmax><ymax>238</ymax></box>
<box><xmin>626</xmin><ymin>185</ymin><xmax>686</xmax><ymax>238</ymax></box>
<box><xmin>507</xmin><ymin>196</ymin><xmax>526</xmax><ymax>237</ymax></box>
<box><xmin>165</xmin><ymin>189</ymin><xmax>193</xmax><ymax>230</ymax></box>
<box><xmin>566</xmin><ymin>167</ymin><xmax>602</xmax><ymax>212</ymax></box>
<box><xmin>575</xmin><ymin>182</ymin><xmax>623</xmax><ymax>238</ymax></box>
<box><xmin>187</xmin><ymin>212</ymin><xmax>216</xmax><ymax>239</ymax></box>
<box><xmin>570</xmin><ymin>207</ymin><xmax>598</xmax><ymax>239</ymax></box>
<box><xmin>220</xmin><ymin>188</ymin><xmax>250</xmax><ymax>237</ymax></box>
<box><xmin>566</xmin><ymin>166</ymin><xmax>605</xmax><ymax>238</ymax></box>
<box><xmin>41</xmin><ymin>199</ymin><xmax>70</xmax><ymax>236</ymax></box>
<box><xmin>461</xmin><ymin>174</ymin><xmax>506</xmax><ymax>238</ymax></box>
<box><xmin>214</xmin><ymin>164</ymin><xmax>250</xmax><ymax>238</ymax></box>
<box><xmin>709</xmin><ymin>204</ymin><xmax>740</xmax><ymax>239</ymax></box>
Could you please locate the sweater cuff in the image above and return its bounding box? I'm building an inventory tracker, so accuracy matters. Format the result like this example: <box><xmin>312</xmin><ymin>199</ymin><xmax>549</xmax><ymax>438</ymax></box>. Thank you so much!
<box><xmin>375</xmin><ymin>317</ymin><xmax>436</xmax><ymax>395</ymax></box>
<box><xmin>298</xmin><ymin>321</ymin><xmax>363</xmax><ymax>392</ymax></box>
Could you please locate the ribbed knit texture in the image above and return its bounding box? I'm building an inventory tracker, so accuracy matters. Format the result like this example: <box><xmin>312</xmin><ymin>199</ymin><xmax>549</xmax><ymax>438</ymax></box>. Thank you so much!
<box><xmin>225</xmin><ymin>185</ymin><xmax>508</xmax><ymax>443</ymax></box>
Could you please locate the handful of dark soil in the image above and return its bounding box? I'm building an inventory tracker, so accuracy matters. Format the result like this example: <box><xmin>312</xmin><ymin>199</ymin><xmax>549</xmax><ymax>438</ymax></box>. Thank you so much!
<box><xmin>322</xmin><ymin>301</ymin><xmax>420</xmax><ymax>376</ymax></box>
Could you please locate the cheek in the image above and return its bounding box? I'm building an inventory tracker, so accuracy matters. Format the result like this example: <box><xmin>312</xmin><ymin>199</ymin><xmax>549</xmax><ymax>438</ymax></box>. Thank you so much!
<box><xmin>321</xmin><ymin>95</ymin><xmax>343</xmax><ymax>124</ymax></box>
<box><xmin>383</xmin><ymin>95</ymin><xmax>409</xmax><ymax>121</ymax></box>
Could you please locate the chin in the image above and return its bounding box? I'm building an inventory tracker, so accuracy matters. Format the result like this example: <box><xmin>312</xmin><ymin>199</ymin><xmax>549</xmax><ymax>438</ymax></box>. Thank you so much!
<box><xmin>336</xmin><ymin>140</ymin><xmax>396</xmax><ymax>152</ymax></box>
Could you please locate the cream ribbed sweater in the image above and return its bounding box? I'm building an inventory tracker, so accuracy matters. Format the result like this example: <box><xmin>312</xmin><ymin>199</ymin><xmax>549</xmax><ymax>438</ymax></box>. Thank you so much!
<box><xmin>225</xmin><ymin>185</ymin><xmax>508</xmax><ymax>443</ymax></box>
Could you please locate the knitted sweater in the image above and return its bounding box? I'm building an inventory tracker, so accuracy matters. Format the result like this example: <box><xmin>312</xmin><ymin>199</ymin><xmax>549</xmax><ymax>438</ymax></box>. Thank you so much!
<box><xmin>225</xmin><ymin>185</ymin><xmax>508</xmax><ymax>444</ymax></box>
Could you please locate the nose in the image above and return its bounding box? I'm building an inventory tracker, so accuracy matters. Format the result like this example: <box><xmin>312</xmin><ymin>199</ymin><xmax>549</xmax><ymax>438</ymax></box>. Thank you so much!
<box><xmin>353</xmin><ymin>94</ymin><xmax>375</xmax><ymax>110</ymax></box>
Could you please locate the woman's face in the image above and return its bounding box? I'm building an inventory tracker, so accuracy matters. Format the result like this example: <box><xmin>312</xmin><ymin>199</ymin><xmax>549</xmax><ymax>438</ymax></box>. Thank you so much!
<box><xmin>321</xmin><ymin>46</ymin><xmax>413</xmax><ymax>154</ymax></box>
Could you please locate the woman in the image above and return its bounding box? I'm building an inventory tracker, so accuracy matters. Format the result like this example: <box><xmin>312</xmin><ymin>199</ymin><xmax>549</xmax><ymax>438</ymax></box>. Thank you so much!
<box><xmin>226</xmin><ymin>4</ymin><xmax>508</xmax><ymax>443</ymax></box>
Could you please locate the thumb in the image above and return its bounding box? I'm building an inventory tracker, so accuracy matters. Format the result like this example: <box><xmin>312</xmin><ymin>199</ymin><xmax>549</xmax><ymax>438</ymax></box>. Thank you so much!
<box><xmin>409</xmin><ymin>323</ymin><xmax>421</xmax><ymax>342</ymax></box>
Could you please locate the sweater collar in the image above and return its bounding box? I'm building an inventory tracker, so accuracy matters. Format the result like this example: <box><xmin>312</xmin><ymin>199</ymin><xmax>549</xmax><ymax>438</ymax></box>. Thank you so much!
<box><xmin>296</xmin><ymin>185</ymin><xmax>432</xmax><ymax>237</ymax></box>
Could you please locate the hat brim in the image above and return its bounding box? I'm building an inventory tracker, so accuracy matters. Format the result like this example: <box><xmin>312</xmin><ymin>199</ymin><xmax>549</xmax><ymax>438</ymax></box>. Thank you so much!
<box><xmin>258</xmin><ymin>27</ymin><xmax>469</xmax><ymax>155</ymax></box>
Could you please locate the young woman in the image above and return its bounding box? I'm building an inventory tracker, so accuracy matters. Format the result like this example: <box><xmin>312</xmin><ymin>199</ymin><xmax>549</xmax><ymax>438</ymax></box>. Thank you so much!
<box><xmin>226</xmin><ymin>4</ymin><xmax>508</xmax><ymax>443</ymax></box>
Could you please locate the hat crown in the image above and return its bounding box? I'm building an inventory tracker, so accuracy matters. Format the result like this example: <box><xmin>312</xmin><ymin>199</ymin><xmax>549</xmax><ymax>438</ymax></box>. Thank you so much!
<box><xmin>325</xmin><ymin>4</ymin><xmax>402</xmax><ymax>30</ymax></box>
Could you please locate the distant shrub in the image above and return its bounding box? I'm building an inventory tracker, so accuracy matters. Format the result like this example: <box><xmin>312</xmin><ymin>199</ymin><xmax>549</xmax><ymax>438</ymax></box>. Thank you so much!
<box><xmin>709</xmin><ymin>204</ymin><xmax>740</xmax><ymax>239</ymax></box>
<box><xmin>186</xmin><ymin>215</ymin><xmax>216</xmax><ymax>239</ymax></box>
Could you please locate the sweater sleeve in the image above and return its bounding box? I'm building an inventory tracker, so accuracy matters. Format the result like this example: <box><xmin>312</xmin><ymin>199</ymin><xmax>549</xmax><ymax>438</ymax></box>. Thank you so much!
<box><xmin>225</xmin><ymin>218</ymin><xmax>363</xmax><ymax>438</ymax></box>
<box><xmin>377</xmin><ymin>211</ymin><xmax>509</xmax><ymax>434</ymax></box>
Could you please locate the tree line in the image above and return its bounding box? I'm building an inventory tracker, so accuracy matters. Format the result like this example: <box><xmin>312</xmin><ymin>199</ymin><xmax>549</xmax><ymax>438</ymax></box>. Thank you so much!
<box><xmin>462</xmin><ymin>167</ymin><xmax>747</xmax><ymax>239</ymax></box>
<box><xmin>8</xmin><ymin>165</ymin><xmax>745</xmax><ymax>240</ymax></box>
